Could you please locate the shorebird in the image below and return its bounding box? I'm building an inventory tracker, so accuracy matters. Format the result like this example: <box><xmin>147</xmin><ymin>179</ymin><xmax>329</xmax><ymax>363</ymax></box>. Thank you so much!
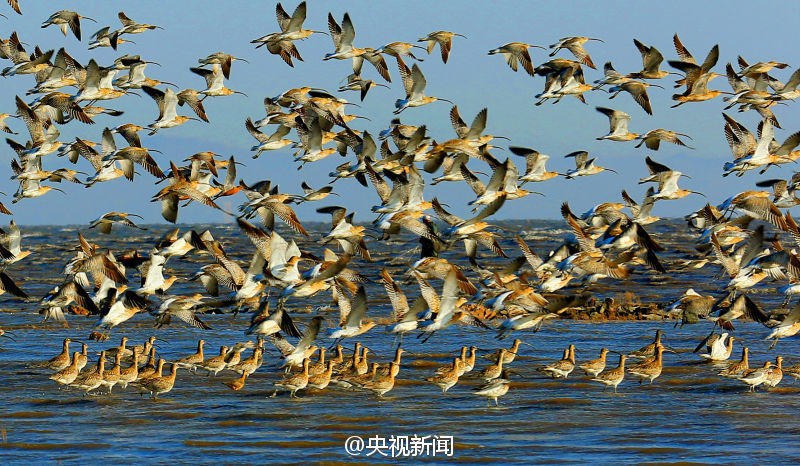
<box><xmin>718</xmin><ymin>347</ymin><xmax>749</xmax><ymax>379</ymax></box>
<box><xmin>117</xmin><ymin>11</ymin><xmax>163</xmax><ymax>35</ymax></box>
<box><xmin>627</xmin><ymin>39</ymin><xmax>675</xmax><ymax>80</ymax></box>
<box><xmin>190</xmin><ymin>64</ymin><xmax>248</xmax><ymax>98</ymax></box>
<box><xmin>635</xmin><ymin>129</ymin><xmax>693</xmax><ymax>151</ymax></box>
<box><xmin>142</xmin><ymin>86</ymin><xmax>202</xmax><ymax>135</ymax></box>
<box><xmin>549</xmin><ymin>36</ymin><xmax>603</xmax><ymax>69</ymax></box>
<box><xmin>69</xmin><ymin>351</ymin><xmax>106</xmax><ymax>396</ymax></box>
<box><xmin>174</xmin><ymin>340</ymin><xmax>205</xmax><ymax>371</ymax></box>
<box><xmin>361</xmin><ymin>361</ymin><xmax>399</xmax><ymax>397</ymax></box>
<box><xmin>539</xmin><ymin>345</ymin><xmax>575</xmax><ymax>378</ymax></box>
<box><xmin>49</xmin><ymin>352</ymin><xmax>82</xmax><ymax>387</ymax></box>
<box><xmin>394</xmin><ymin>61</ymin><xmax>452</xmax><ymax>114</ymax></box>
<box><xmin>595</xmin><ymin>107</ymin><xmax>638</xmax><ymax>141</ymax></box>
<box><xmin>274</xmin><ymin>358</ymin><xmax>310</xmax><ymax>397</ymax></box>
<box><xmin>640</xmin><ymin>157</ymin><xmax>703</xmax><ymax>201</ymax></box>
<box><xmin>738</xmin><ymin>361</ymin><xmax>772</xmax><ymax>391</ymax></box>
<box><xmin>563</xmin><ymin>151</ymin><xmax>618</xmax><ymax>179</ymax></box>
<box><xmin>89</xmin><ymin>212</ymin><xmax>147</xmax><ymax>234</ymax></box>
<box><xmin>474</xmin><ymin>378</ymin><xmax>510</xmax><ymax>407</ymax></box>
<box><xmin>592</xmin><ymin>354</ymin><xmax>626</xmax><ymax>392</ymax></box>
<box><xmin>488</xmin><ymin>42</ymin><xmax>544</xmax><ymax>76</ymax></box>
<box><xmin>418</xmin><ymin>31</ymin><xmax>466</xmax><ymax>63</ymax></box>
<box><xmin>426</xmin><ymin>357</ymin><xmax>461</xmax><ymax>394</ymax></box>
<box><xmin>628</xmin><ymin>330</ymin><xmax>666</xmax><ymax>359</ymax></box>
<box><xmin>608</xmin><ymin>80</ymin><xmax>661</xmax><ymax>115</ymax></box>
<box><xmin>579</xmin><ymin>348</ymin><xmax>609</xmax><ymax>377</ymax></box>
<box><xmin>765</xmin><ymin>302</ymin><xmax>800</xmax><ymax>349</ymax></box>
<box><xmin>509</xmin><ymin>146</ymin><xmax>559</xmax><ymax>184</ymax></box>
<box><xmin>197</xmin><ymin>347</ymin><xmax>228</xmax><ymax>376</ymax></box>
<box><xmin>697</xmin><ymin>332</ymin><xmax>734</xmax><ymax>361</ymax></box>
<box><xmin>138</xmin><ymin>363</ymin><xmax>178</xmax><ymax>399</ymax></box>
<box><xmin>763</xmin><ymin>356</ymin><xmax>783</xmax><ymax>388</ymax></box>
<box><xmin>627</xmin><ymin>345</ymin><xmax>664</xmax><ymax>384</ymax></box>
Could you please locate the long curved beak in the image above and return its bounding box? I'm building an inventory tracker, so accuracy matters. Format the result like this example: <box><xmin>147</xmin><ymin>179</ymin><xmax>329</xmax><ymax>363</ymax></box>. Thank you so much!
<box><xmin>161</xmin><ymin>81</ymin><xmax>179</xmax><ymax>88</ymax></box>
<box><xmin>1</xmin><ymin>332</ymin><xmax>16</xmax><ymax>342</ymax></box>
<box><xmin>438</xmin><ymin>98</ymin><xmax>454</xmax><ymax>104</ymax></box>
<box><xmin>605</xmin><ymin>168</ymin><xmax>620</xmax><ymax>175</ymax></box>
<box><xmin>234</xmin><ymin>57</ymin><xmax>250</xmax><ymax>63</ymax></box>
<box><xmin>691</xmin><ymin>191</ymin><xmax>707</xmax><ymax>198</ymax></box>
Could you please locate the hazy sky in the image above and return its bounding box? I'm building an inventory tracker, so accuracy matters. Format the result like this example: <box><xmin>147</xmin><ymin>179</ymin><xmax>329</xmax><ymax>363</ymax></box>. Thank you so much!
<box><xmin>2</xmin><ymin>1</ymin><xmax>799</xmax><ymax>225</ymax></box>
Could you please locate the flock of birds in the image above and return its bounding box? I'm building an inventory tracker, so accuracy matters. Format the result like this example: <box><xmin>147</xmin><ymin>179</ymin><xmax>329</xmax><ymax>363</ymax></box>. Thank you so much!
<box><xmin>1</xmin><ymin>2</ymin><xmax>800</xmax><ymax>405</ymax></box>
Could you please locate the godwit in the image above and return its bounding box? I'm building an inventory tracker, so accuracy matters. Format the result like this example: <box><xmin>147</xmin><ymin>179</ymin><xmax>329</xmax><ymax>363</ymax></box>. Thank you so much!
<box><xmin>117</xmin><ymin>352</ymin><xmax>139</xmax><ymax>389</ymax></box>
<box><xmin>197</xmin><ymin>346</ymin><xmax>228</xmax><ymax>376</ymax></box>
<box><xmin>718</xmin><ymin>347</ymin><xmax>749</xmax><ymax>379</ymax></box>
<box><xmin>474</xmin><ymin>378</ymin><xmax>510</xmax><ymax>407</ymax></box>
<box><xmin>579</xmin><ymin>348</ymin><xmax>609</xmax><ymax>377</ymax></box>
<box><xmin>69</xmin><ymin>351</ymin><xmax>106</xmax><ymax>396</ymax></box>
<box><xmin>628</xmin><ymin>329</ymin><xmax>665</xmax><ymax>359</ymax></box>
<box><xmin>479</xmin><ymin>348</ymin><xmax>508</xmax><ymax>382</ymax></box>
<box><xmin>763</xmin><ymin>356</ymin><xmax>783</xmax><ymax>388</ymax></box>
<box><xmin>426</xmin><ymin>358</ymin><xmax>461</xmax><ymax>394</ymax></box>
<box><xmin>417</xmin><ymin>31</ymin><xmax>466</xmax><ymax>63</ymax></box>
<box><xmin>49</xmin><ymin>352</ymin><xmax>82</xmax><ymax>387</ymax></box>
<box><xmin>738</xmin><ymin>361</ymin><xmax>772</xmax><ymax>392</ymax></box>
<box><xmin>307</xmin><ymin>360</ymin><xmax>335</xmax><ymax>390</ymax></box>
<box><xmin>627</xmin><ymin>345</ymin><xmax>664</xmax><ymax>384</ymax></box>
<box><xmin>174</xmin><ymin>340</ymin><xmax>205</xmax><ymax>371</ymax></box>
<box><xmin>224</xmin><ymin>373</ymin><xmax>248</xmax><ymax>391</ymax></box>
<box><xmin>362</xmin><ymin>361</ymin><xmax>399</xmax><ymax>397</ymax></box>
<box><xmin>539</xmin><ymin>345</ymin><xmax>575</xmax><ymax>378</ymax></box>
<box><xmin>592</xmin><ymin>354</ymin><xmax>626</xmax><ymax>393</ymax></box>
<box><xmin>274</xmin><ymin>358</ymin><xmax>310</xmax><ymax>397</ymax></box>
<box><xmin>138</xmin><ymin>363</ymin><xmax>178</xmax><ymax>400</ymax></box>
<box><xmin>39</xmin><ymin>338</ymin><xmax>73</xmax><ymax>371</ymax></box>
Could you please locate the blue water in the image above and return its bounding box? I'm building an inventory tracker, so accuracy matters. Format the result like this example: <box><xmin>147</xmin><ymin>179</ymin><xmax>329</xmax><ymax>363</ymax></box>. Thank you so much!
<box><xmin>0</xmin><ymin>223</ymin><xmax>798</xmax><ymax>463</ymax></box>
